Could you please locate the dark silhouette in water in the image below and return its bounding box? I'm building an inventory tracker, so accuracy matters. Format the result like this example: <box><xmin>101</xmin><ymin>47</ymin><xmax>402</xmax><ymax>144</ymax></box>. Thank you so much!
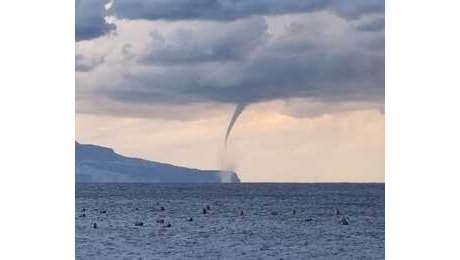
<box><xmin>206</xmin><ymin>205</ymin><xmax>211</xmax><ymax>210</ymax></box>
<box><xmin>160</xmin><ymin>206</ymin><xmax>165</xmax><ymax>211</ymax></box>
<box><xmin>240</xmin><ymin>210</ymin><xmax>244</xmax><ymax>216</ymax></box>
<box><xmin>134</xmin><ymin>222</ymin><xmax>144</xmax><ymax>226</ymax></box>
<box><xmin>335</xmin><ymin>208</ymin><xmax>341</xmax><ymax>215</ymax></box>
<box><xmin>292</xmin><ymin>210</ymin><xmax>296</xmax><ymax>215</ymax></box>
<box><xmin>202</xmin><ymin>208</ymin><xmax>207</xmax><ymax>214</ymax></box>
<box><xmin>93</xmin><ymin>223</ymin><xmax>97</xmax><ymax>229</ymax></box>
<box><xmin>305</xmin><ymin>218</ymin><xmax>313</xmax><ymax>222</ymax></box>
<box><xmin>165</xmin><ymin>223</ymin><xmax>172</xmax><ymax>228</ymax></box>
<box><xmin>156</xmin><ymin>219</ymin><xmax>165</xmax><ymax>224</ymax></box>
<box><xmin>100</xmin><ymin>210</ymin><xmax>106</xmax><ymax>214</ymax></box>
<box><xmin>188</xmin><ymin>217</ymin><xmax>193</xmax><ymax>222</ymax></box>
<box><xmin>82</xmin><ymin>208</ymin><xmax>86</xmax><ymax>212</ymax></box>
<box><xmin>79</xmin><ymin>213</ymin><xmax>86</xmax><ymax>218</ymax></box>
<box><xmin>339</xmin><ymin>216</ymin><xmax>350</xmax><ymax>225</ymax></box>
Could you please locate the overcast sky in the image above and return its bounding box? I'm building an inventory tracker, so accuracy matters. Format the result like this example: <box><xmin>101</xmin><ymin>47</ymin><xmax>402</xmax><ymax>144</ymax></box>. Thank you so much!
<box><xmin>76</xmin><ymin>0</ymin><xmax>384</xmax><ymax>182</ymax></box>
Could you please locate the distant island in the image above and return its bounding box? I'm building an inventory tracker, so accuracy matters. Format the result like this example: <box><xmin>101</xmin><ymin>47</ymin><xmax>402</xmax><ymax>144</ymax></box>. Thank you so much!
<box><xmin>75</xmin><ymin>142</ymin><xmax>240</xmax><ymax>183</ymax></box>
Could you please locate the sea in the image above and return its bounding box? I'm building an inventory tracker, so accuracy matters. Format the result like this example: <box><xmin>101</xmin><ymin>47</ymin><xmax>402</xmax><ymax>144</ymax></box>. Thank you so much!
<box><xmin>76</xmin><ymin>183</ymin><xmax>384</xmax><ymax>259</ymax></box>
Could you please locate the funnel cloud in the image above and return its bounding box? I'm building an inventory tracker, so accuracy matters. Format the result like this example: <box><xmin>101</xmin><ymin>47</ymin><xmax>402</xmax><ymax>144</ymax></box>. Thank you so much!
<box><xmin>225</xmin><ymin>103</ymin><xmax>247</xmax><ymax>146</ymax></box>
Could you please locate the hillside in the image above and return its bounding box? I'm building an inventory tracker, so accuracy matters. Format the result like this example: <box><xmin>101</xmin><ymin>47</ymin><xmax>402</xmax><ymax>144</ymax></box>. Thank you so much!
<box><xmin>75</xmin><ymin>142</ymin><xmax>240</xmax><ymax>183</ymax></box>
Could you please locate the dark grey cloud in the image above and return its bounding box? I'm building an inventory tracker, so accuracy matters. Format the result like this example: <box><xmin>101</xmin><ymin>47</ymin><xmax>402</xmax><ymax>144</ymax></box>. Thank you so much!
<box><xmin>142</xmin><ymin>18</ymin><xmax>267</xmax><ymax>65</ymax></box>
<box><xmin>75</xmin><ymin>0</ymin><xmax>115</xmax><ymax>41</ymax></box>
<box><xmin>112</xmin><ymin>0</ymin><xmax>330</xmax><ymax>21</ymax></box>
<box><xmin>104</xmin><ymin>47</ymin><xmax>383</xmax><ymax>107</ymax></box>
<box><xmin>356</xmin><ymin>17</ymin><xmax>385</xmax><ymax>32</ymax></box>
<box><xmin>75</xmin><ymin>54</ymin><xmax>105</xmax><ymax>72</ymax></box>
<box><xmin>332</xmin><ymin>0</ymin><xmax>384</xmax><ymax>19</ymax></box>
<box><xmin>205</xmin><ymin>51</ymin><xmax>384</xmax><ymax>104</ymax></box>
<box><xmin>75</xmin><ymin>0</ymin><xmax>384</xmax><ymax>41</ymax></box>
<box><xmin>364</xmin><ymin>36</ymin><xmax>385</xmax><ymax>52</ymax></box>
<box><xmin>93</xmin><ymin>17</ymin><xmax>384</xmax><ymax>111</ymax></box>
<box><xmin>76</xmin><ymin>1</ymin><xmax>385</xmax><ymax>119</ymax></box>
<box><xmin>111</xmin><ymin>0</ymin><xmax>383</xmax><ymax>21</ymax></box>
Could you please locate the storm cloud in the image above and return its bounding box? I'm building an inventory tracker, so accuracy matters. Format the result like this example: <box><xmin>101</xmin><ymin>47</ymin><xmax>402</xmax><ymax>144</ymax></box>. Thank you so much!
<box><xmin>76</xmin><ymin>1</ymin><xmax>384</xmax><ymax>119</ymax></box>
<box><xmin>142</xmin><ymin>17</ymin><xmax>268</xmax><ymax>65</ymax></box>
<box><xmin>75</xmin><ymin>0</ymin><xmax>384</xmax><ymax>41</ymax></box>
<box><xmin>75</xmin><ymin>0</ymin><xmax>115</xmax><ymax>41</ymax></box>
<box><xmin>356</xmin><ymin>17</ymin><xmax>385</xmax><ymax>32</ymax></box>
<box><xmin>111</xmin><ymin>0</ymin><xmax>383</xmax><ymax>21</ymax></box>
<box><xmin>75</xmin><ymin>54</ymin><xmax>105</xmax><ymax>72</ymax></box>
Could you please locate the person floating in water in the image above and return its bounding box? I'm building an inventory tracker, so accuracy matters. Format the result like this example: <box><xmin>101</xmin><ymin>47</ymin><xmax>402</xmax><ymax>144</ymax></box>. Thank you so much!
<box><xmin>339</xmin><ymin>216</ymin><xmax>350</xmax><ymax>225</ymax></box>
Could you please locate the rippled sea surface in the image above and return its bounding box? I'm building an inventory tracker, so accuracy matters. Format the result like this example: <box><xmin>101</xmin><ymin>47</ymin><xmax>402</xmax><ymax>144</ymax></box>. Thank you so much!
<box><xmin>76</xmin><ymin>183</ymin><xmax>384</xmax><ymax>259</ymax></box>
